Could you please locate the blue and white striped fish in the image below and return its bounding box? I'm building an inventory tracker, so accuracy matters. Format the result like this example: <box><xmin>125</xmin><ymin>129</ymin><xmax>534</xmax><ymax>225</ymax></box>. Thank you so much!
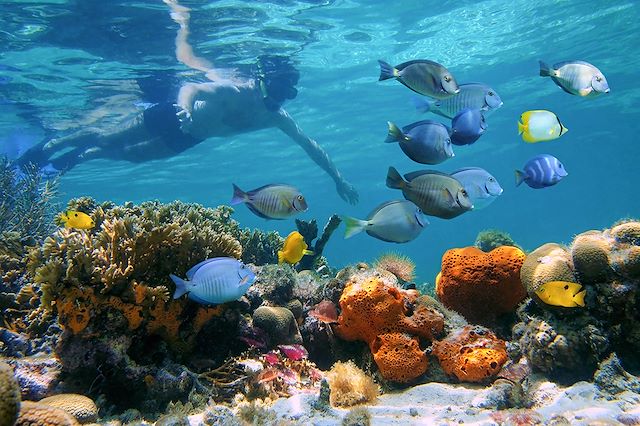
<box><xmin>413</xmin><ymin>83</ymin><xmax>503</xmax><ymax>119</ymax></box>
<box><xmin>515</xmin><ymin>154</ymin><xmax>568</xmax><ymax>189</ymax></box>
<box><xmin>231</xmin><ymin>183</ymin><xmax>308</xmax><ymax>220</ymax></box>
<box><xmin>171</xmin><ymin>257</ymin><xmax>256</xmax><ymax>305</ymax></box>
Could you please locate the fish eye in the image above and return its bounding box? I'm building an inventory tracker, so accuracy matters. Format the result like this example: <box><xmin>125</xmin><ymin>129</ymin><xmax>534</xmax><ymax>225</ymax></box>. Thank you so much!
<box><xmin>444</xmin><ymin>75</ymin><xmax>451</xmax><ymax>82</ymax></box>
<box><xmin>488</xmin><ymin>91</ymin><xmax>494</xmax><ymax>96</ymax></box>
<box><xmin>489</xmin><ymin>177</ymin><xmax>495</xmax><ymax>182</ymax></box>
<box><xmin>596</xmin><ymin>76</ymin><xmax>602</xmax><ymax>82</ymax></box>
<box><xmin>559</xmin><ymin>164</ymin><xmax>563</xmax><ymax>169</ymax></box>
<box><xmin>461</xmin><ymin>189</ymin><xmax>468</xmax><ymax>196</ymax></box>
<box><xmin>297</xmin><ymin>195</ymin><xmax>303</xmax><ymax>200</ymax></box>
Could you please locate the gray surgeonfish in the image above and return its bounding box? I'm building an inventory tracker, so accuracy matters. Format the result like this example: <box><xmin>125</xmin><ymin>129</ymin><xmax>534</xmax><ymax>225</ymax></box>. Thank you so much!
<box><xmin>378</xmin><ymin>59</ymin><xmax>460</xmax><ymax>99</ymax></box>
<box><xmin>450</xmin><ymin>167</ymin><xmax>503</xmax><ymax>210</ymax></box>
<box><xmin>343</xmin><ymin>200</ymin><xmax>427</xmax><ymax>243</ymax></box>
<box><xmin>385</xmin><ymin>120</ymin><xmax>454</xmax><ymax>165</ymax></box>
<box><xmin>386</xmin><ymin>167</ymin><xmax>473</xmax><ymax>219</ymax></box>
<box><xmin>231</xmin><ymin>183</ymin><xmax>307</xmax><ymax>219</ymax></box>
<box><xmin>539</xmin><ymin>60</ymin><xmax>609</xmax><ymax>97</ymax></box>
<box><xmin>413</xmin><ymin>83</ymin><xmax>503</xmax><ymax>118</ymax></box>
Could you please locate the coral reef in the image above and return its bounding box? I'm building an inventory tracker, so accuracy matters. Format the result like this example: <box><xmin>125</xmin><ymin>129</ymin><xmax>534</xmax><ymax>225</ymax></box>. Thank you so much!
<box><xmin>0</xmin><ymin>361</ymin><xmax>20</xmax><ymax>426</ymax></box>
<box><xmin>432</xmin><ymin>325</ymin><xmax>508</xmax><ymax>383</ymax></box>
<box><xmin>335</xmin><ymin>270</ymin><xmax>445</xmax><ymax>382</ymax></box>
<box><xmin>326</xmin><ymin>361</ymin><xmax>379</xmax><ymax>408</ymax></box>
<box><xmin>474</xmin><ymin>229</ymin><xmax>519</xmax><ymax>252</ymax></box>
<box><xmin>435</xmin><ymin>246</ymin><xmax>527</xmax><ymax>325</ymax></box>
<box><xmin>15</xmin><ymin>401</ymin><xmax>79</xmax><ymax>426</ymax></box>
<box><xmin>372</xmin><ymin>252</ymin><xmax>415</xmax><ymax>283</ymax></box>
<box><xmin>295</xmin><ymin>215</ymin><xmax>342</xmax><ymax>271</ymax></box>
<box><xmin>9</xmin><ymin>355</ymin><xmax>62</xmax><ymax>401</ymax></box>
<box><xmin>252</xmin><ymin>306</ymin><xmax>303</xmax><ymax>346</ymax></box>
<box><xmin>341</xmin><ymin>406</ymin><xmax>372</xmax><ymax>426</ymax></box>
<box><xmin>38</xmin><ymin>394</ymin><xmax>98</xmax><ymax>424</ymax></box>
<box><xmin>245</xmin><ymin>264</ymin><xmax>295</xmax><ymax>308</ymax></box>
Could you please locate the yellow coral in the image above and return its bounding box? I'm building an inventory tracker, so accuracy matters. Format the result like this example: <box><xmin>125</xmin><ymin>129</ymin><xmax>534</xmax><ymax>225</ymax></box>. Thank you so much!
<box><xmin>38</xmin><ymin>394</ymin><xmax>98</xmax><ymax>424</ymax></box>
<box><xmin>326</xmin><ymin>361</ymin><xmax>379</xmax><ymax>408</ymax></box>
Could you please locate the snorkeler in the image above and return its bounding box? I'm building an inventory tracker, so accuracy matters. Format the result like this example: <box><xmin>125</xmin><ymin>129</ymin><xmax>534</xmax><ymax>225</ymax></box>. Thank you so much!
<box><xmin>17</xmin><ymin>2</ymin><xmax>358</xmax><ymax>205</ymax></box>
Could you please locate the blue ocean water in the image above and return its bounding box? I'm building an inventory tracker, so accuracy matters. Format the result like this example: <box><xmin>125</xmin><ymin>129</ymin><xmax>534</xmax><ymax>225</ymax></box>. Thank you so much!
<box><xmin>1</xmin><ymin>0</ymin><xmax>638</xmax><ymax>285</ymax></box>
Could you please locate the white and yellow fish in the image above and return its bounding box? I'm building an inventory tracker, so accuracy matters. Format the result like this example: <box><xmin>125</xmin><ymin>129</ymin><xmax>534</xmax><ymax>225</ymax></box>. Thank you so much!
<box><xmin>518</xmin><ymin>110</ymin><xmax>568</xmax><ymax>143</ymax></box>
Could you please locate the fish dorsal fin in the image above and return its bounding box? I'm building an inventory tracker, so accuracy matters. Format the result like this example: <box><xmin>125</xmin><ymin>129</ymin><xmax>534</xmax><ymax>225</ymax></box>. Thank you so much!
<box><xmin>186</xmin><ymin>257</ymin><xmax>230</xmax><ymax>280</ymax></box>
<box><xmin>402</xmin><ymin>119</ymin><xmax>442</xmax><ymax>133</ymax></box>
<box><xmin>404</xmin><ymin>169</ymin><xmax>451</xmax><ymax>181</ymax></box>
<box><xmin>366</xmin><ymin>200</ymin><xmax>406</xmax><ymax>220</ymax></box>
<box><xmin>396</xmin><ymin>59</ymin><xmax>442</xmax><ymax>70</ymax></box>
<box><xmin>450</xmin><ymin>167</ymin><xmax>485</xmax><ymax>175</ymax></box>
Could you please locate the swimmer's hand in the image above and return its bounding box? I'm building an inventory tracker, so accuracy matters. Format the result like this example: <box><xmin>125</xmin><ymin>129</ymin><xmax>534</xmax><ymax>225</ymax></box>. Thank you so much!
<box><xmin>336</xmin><ymin>179</ymin><xmax>359</xmax><ymax>205</ymax></box>
<box><xmin>175</xmin><ymin>104</ymin><xmax>193</xmax><ymax>133</ymax></box>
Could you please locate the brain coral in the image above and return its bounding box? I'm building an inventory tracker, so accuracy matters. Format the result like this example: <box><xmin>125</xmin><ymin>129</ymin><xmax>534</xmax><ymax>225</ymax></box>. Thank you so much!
<box><xmin>16</xmin><ymin>401</ymin><xmax>79</xmax><ymax>426</ymax></box>
<box><xmin>0</xmin><ymin>361</ymin><xmax>20</xmax><ymax>426</ymax></box>
<box><xmin>252</xmin><ymin>306</ymin><xmax>303</xmax><ymax>345</ymax></box>
<box><xmin>335</xmin><ymin>272</ymin><xmax>445</xmax><ymax>382</ymax></box>
<box><xmin>432</xmin><ymin>325</ymin><xmax>508</xmax><ymax>382</ymax></box>
<box><xmin>435</xmin><ymin>246</ymin><xmax>526</xmax><ymax>325</ymax></box>
<box><xmin>519</xmin><ymin>243</ymin><xmax>575</xmax><ymax>297</ymax></box>
<box><xmin>38</xmin><ymin>394</ymin><xmax>97</xmax><ymax>424</ymax></box>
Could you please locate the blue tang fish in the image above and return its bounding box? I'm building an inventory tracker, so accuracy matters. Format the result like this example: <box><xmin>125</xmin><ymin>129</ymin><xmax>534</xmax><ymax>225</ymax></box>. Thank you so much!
<box><xmin>413</xmin><ymin>82</ymin><xmax>503</xmax><ymax>118</ymax></box>
<box><xmin>231</xmin><ymin>183</ymin><xmax>308</xmax><ymax>220</ymax></box>
<box><xmin>515</xmin><ymin>154</ymin><xmax>568</xmax><ymax>189</ymax></box>
<box><xmin>450</xmin><ymin>108</ymin><xmax>487</xmax><ymax>146</ymax></box>
<box><xmin>385</xmin><ymin>120</ymin><xmax>454</xmax><ymax>165</ymax></box>
<box><xmin>343</xmin><ymin>200</ymin><xmax>428</xmax><ymax>243</ymax></box>
<box><xmin>171</xmin><ymin>257</ymin><xmax>256</xmax><ymax>305</ymax></box>
<box><xmin>451</xmin><ymin>167</ymin><xmax>503</xmax><ymax>210</ymax></box>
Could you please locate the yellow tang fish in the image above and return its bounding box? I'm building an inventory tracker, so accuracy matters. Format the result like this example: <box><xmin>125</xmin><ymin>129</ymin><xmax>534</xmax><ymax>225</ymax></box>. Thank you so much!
<box><xmin>535</xmin><ymin>281</ymin><xmax>586</xmax><ymax>308</ymax></box>
<box><xmin>518</xmin><ymin>110</ymin><xmax>568</xmax><ymax>143</ymax></box>
<box><xmin>59</xmin><ymin>210</ymin><xmax>95</xmax><ymax>230</ymax></box>
<box><xmin>278</xmin><ymin>231</ymin><xmax>314</xmax><ymax>264</ymax></box>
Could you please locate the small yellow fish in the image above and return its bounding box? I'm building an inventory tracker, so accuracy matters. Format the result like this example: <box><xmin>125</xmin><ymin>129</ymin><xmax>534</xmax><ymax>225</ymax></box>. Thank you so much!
<box><xmin>59</xmin><ymin>210</ymin><xmax>95</xmax><ymax>230</ymax></box>
<box><xmin>518</xmin><ymin>110</ymin><xmax>568</xmax><ymax>143</ymax></box>
<box><xmin>278</xmin><ymin>231</ymin><xmax>313</xmax><ymax>264</ymax></box>
<box><xmin>535</xmin><ymin>281</ymin><xmax>586</xmax><ymax>308</ymax></box>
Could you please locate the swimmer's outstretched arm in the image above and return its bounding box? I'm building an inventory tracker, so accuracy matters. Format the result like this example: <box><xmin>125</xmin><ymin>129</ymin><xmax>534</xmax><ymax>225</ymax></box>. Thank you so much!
<box><xmin>273</xmin><ymin>109</ymin><xmax>359</xmax><ymax>205</ymax></box>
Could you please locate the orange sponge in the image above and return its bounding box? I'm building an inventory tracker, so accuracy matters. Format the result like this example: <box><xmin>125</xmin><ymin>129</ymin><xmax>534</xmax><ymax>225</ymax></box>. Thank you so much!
<box><xmin>435</xmin><ymin>246</ymin><xmax>526</xmax><ymax>324</ymax></box>
<box><xmin>371</xmin><ymin>333</ymin><xmax>428</xmax><ymax>383</ymax></box>
<box><xmin>432</xmin><ymin>325</ymin><xmax>507</xmax><ymax>382</ymax></box>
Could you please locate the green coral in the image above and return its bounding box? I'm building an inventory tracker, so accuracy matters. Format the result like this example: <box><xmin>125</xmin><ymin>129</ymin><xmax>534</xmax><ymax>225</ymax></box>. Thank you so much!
<box><xmin>474</xmin><ymin>229</ymin><xmax>519</xmax><ymax>252</ymax></box>
<box><xmin>0</xmin><ymin>361</ymin><xmax>20</xmax><ymax>426</ymax></box>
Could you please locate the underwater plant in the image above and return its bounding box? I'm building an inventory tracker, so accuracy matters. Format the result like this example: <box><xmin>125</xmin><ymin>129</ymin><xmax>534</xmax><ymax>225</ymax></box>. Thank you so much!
<box><xmin>326</xmin><ymin>361</ymin><xmax>379</xmax><ymax>408</ymax></box>
<box><xmin>474</xmin><ymin>229</ymin><xmax>520</xmax><ymax>252</ymax></box>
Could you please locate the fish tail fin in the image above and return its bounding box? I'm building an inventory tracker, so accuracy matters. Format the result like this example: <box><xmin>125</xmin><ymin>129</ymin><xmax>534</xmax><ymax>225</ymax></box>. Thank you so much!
<box><xmin>342</xmin><ymin>216</ymin><xmax>367</xmax><ymax>239</ymax></box>
<box><xmin>386</xmin><ymin>166</ymin><xmax>406</xmax><ymax>189</ymax></box>
<box><xmin>56</xmin><ymin>212</ymin><xmax>69</xmax><ymax>227</ymax></box>
<box><xmin>574</xmin><ymin>289</ymin><xmax>586</xmax><ymax>307</ymax></box>
<box><xmin>378</xmin><ymin>60</ymin><xmax>398</xmax><ymax>81</ymax></box>
<box><xmin>170</xmin><ymin>274</ymin><xmax>188</xmax><ymax>299</ymax></box>
<box><xmin>539</xmin><ymin>60</ymin><xmax>551</xmax><ymax>77</ymax></box>
<box><xmin>517</xmin><ymin>119</ymin><xmax>526</xmax><ymax>135</ymax></box>
<box><xmin>515</xmin><ymin>170</ymin><xmax>526</xmax><ymax>187</ymax></box>
<box><xmin>231</xmin><ymin>184</ymin><xmax>247</xmax><ymax>205</ymax></box>
<box><xmin>384</xmin><ymin>121</ymin><xmax>404</xmax><ymax>143</ymax></box>
<box><xmin>277</xmin><ymin>250</ymin><xmax>285</xmax><ymax>264</ymax></box>
<box><xmin>303</xmin><ymin>249</ymin><xmax>314</xmax><ymax>256</ymax></box>
<box><xmin>411</xmin><ymin>96</ymin><xmax>432</xmax><ymax>113</ymax></box>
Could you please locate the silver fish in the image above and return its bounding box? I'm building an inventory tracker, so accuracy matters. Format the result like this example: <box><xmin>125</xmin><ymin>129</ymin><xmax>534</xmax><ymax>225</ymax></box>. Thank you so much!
<box><xmin>414</xmin><ymin>83</ymin><xmax>503</xmax><ymax>118</ymax></box>
<box><xmin>343</xmin><ymin>200</ymin><xmax>428</xmax><ymax>243</ymax></box>
<box><xmin>231</xmin><ymin>183</ymin><xmax>307</xmax><ymax>219</ymax></box>
<box><xmin>539</xmin><ymin>60</ymin><xmax>610</xmax><ymax>97</ymax></box>
<box><xmin>378</xmin><ymin>59</ymin><xmax>460</xmax><ymax>99</ymax></box>
<box><xmin>171</xmin><ymin>257</ymin><xmax>256</xmax><ymax>305</ymax></box>
<box><xmin>386</xmin><ymin>167</ymin><xmax>473</xmax><ymax>219</ymax></box>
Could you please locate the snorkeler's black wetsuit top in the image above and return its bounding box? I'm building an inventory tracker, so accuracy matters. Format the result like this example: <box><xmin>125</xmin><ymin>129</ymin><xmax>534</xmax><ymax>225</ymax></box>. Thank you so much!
<box><xmin>142</xmin><ymin>102</ymin><xmax>202</xmax><ymax>153</ymax></box>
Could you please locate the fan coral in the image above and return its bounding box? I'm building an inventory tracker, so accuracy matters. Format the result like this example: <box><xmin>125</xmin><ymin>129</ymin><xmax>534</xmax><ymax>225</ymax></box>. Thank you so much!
<box><xmin>335</xmin><ymin>272</ymin><xmax>445</xmax><ymax>382</ymax></box>
<box><xmin>326</xmin><ymin>361</ymin><xmax>379</xmax><ymax>407</ymax></box>
<box><xmin>432</xmin><ymin>325</ymin><xmax>508</xmax><ymax>383</ymax></box>
<box><xmin>252</xmin><ymin>306</ymin><xmax>303</xmax><ymax>346</ymax></box>
<box><xmin>373</xmin><ymin>252</ymin><xmax>416</xmax><ymax>282</ymax></box>
<box><xmin>0</xmin><ymin>361</ymin><xmax>20</xmax><ymax>426</ymax></box>
<box><xmin>435</xmin><ymin>246</ymin><xmax>526</xmax><ymax>325</ymax></box>
<box><xmin>38</xmin><ymin>394</ymin><xmax>98</xmax><ymax>424</ymax></box>
<box><xmin>16</xmin><ymin>401</ymin><xmax>79</xmax><ymax>426</ymax></box>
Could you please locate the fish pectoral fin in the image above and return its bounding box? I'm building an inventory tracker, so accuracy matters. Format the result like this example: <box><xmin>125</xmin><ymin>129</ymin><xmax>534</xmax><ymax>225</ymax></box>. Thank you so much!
<box><xmin>578</xmin><ymin>88</ymin><xmax>593</xmax><ymax>96</ymax></box>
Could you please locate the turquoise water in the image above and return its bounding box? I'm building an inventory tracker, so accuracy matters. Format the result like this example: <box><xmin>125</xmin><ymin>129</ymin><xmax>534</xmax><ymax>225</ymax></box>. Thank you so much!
<box><xmin>1</xmin><ymin>0</ymin><xmax>638</xmax><ymax>284</ymax></box>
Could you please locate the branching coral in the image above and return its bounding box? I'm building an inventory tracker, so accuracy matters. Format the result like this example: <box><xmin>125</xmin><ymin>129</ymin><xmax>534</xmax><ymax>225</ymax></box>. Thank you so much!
<box><xmin>295</xmin><ymin>215</ymin><xmax>342</xmax><ymax>271</ymax></box>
